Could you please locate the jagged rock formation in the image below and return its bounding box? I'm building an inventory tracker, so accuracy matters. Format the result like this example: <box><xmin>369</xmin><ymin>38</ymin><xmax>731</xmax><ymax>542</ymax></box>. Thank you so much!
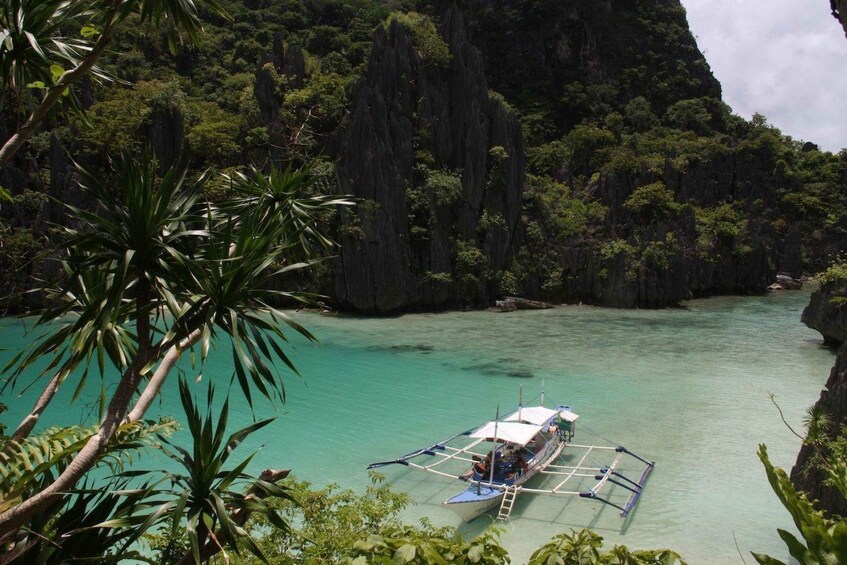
<box><xmin>833</xmin><ymin>0</ymin><xmax>847</xmax><ymax>37</ymax></box>
<box><xmin>334</xmin><ymin>6</ymin><xmax>524</xmax><ymax>313</ymax></box>
<box><xmin>255</xmin><ymin>39</ymin><xmax>306</xmax><ymax>164</ymax></box>
<box><xmin>802</xmin><ymin>285</ymin><xmax>847</xmax><ymax>345</ymax></box>
<box><xmin>791</xmin><ymin>343</ymin><xmax>847</xmax><ymax>517</ymax></box>
<box><xmin>330</xmin><ymin>0</ymin><xmax>816</xmax><ymax>311</ymax></box>
<box><xmin>456</xmin><ymin>0</ymin><xmax>722</xmax><ymax>120</ymax></box>
<box><xmin>793</xmin><ymin>276</ymin><xmax>847</xmax><ymax>516</ymax></box>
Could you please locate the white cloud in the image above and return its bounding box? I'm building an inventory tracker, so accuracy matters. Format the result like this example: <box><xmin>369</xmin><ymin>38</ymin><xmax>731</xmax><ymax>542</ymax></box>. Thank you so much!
<box><xmin>681</xmin><ymin>0</ymin><xmax>847</xmax><ymax>151</ymax></box>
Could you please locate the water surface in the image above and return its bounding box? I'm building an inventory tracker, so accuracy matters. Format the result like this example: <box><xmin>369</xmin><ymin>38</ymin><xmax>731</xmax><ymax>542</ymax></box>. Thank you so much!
<box><xmin>0</xmin><ymin>290</ymin><xmax>834</xmax><ymax>564</ymax></box>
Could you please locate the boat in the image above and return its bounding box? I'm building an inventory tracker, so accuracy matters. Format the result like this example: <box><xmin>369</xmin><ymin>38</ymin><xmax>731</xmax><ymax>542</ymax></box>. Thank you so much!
<box><xmin>367</xmin><ymin>392</ymin><xmax>655</xmax><ymax>522</ymax></box>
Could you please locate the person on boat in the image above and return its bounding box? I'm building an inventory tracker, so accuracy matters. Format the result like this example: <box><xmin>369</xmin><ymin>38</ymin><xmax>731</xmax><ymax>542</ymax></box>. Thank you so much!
<box><xmin>508</xmin><ymin>451</ymin><xmax>527</xmax><ymax>478</ymax></box>
<box><xmin>473</xmin><ymin>454</ymin><xmax>490</xmax><ymax>475</ymax></box>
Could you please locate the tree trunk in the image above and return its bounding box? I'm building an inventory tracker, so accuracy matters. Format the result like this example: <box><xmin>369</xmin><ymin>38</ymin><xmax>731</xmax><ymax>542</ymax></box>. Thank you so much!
<box><xmin>0</xmin><ymin>349</ymin><xmax>147</xmax><ymax>537</ymax></box>
<box><xmin>126</xmin><ymin>329</ymin><xmax>202</xmax><ymax>423</ymax></box>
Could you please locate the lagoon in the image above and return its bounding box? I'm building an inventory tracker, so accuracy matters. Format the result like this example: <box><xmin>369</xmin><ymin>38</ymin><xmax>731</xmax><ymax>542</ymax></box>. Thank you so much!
<box><xmin>0</xmin><ymin>289</ymin><xmax>835</xmax><ymax>563</ymax></box>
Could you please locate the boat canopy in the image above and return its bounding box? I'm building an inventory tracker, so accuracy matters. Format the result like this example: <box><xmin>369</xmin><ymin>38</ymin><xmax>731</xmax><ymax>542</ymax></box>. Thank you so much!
<box><xmin>504</xmin><ymin>405</ymin><xmax>579</xmax><ymax>425</ymax></box>
<box><xmin>470</xmin><ymin>421</ymin><xmax>541</xmax><ymax>446</ymax></box>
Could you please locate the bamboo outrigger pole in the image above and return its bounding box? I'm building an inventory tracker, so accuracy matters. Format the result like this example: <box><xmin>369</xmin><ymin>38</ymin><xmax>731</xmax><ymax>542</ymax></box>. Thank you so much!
<box><xmin>518</xmin><ymin>385</ymin><xmax>523</xmax><ymax>422</ymax></box>
<box><xmin>490</xmin><ymin>405</ymin><xmax>499</xmax><ymax>486</ymax></box>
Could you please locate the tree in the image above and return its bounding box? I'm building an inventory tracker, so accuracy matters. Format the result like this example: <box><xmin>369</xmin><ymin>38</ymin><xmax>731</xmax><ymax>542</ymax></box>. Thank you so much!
<box><xmin>0</xmin><ymin>152</ymin><xmax>348</xmax><ymax>538</ymax></box>
<box><xmin>0</xmin><ymin>0</ymin><xmax>226</xmax><ymax>167</ymax></box>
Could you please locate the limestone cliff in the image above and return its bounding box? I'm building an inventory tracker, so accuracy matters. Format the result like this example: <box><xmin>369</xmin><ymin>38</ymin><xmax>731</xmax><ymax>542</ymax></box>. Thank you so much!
<box><xmin>833</xmin><ymin>0</ymin><xmax>847</xmax><ymax>37</ymax></box>
<box><xmin>791</xmin><ymin>343</ymin><xmax>847</xmax><ymax>517</ymax></box>
<box><xmin>334</xmin><ymin>7</ymin><xmax>524</xmax><ymax>313</ymax></box>
<box><xmin>792</xmin><ymin>274</ymin><xmax>847</xmax><ymax>515</ymax></box>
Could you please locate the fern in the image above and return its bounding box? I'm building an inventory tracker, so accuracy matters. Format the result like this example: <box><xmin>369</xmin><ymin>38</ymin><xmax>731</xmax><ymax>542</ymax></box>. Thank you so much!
<box><xmin>0</xmin><ymin>418</ymin><xmax>178</xmax><ymax>502</ymax></box>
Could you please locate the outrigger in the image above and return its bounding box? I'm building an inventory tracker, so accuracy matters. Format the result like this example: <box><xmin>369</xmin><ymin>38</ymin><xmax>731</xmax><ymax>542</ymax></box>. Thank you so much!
<box><xmin>368</xmin><ymin>390</ymin><xmax>655</xmax><ymax>522</ymax></box>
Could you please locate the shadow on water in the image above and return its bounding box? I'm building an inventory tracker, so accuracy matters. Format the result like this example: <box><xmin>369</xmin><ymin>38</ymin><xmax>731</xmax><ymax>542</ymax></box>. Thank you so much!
<box><xmin>366</xmin><ymin>344</ymin><xmax>436</xmax><ymax>354</ymax></box>
<box><xmin>463</xmin><ymin>362</ymin><xmax>535</xmax><ymax>378</ymax></box>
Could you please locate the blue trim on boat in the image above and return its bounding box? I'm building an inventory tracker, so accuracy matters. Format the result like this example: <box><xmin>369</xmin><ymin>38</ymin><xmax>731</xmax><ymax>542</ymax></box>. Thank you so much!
<box><xmin>447</xmin><ymin>484</ymin><xmax>502</xmax><ymax>504</ymax></box>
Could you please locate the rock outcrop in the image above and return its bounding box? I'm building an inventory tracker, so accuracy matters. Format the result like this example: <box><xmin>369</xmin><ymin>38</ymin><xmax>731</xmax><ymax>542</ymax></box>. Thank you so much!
<box><xmin>494</xmin><ymin>297</ymin><xmax>553</xmax><ymax>312</ymax></box>
<box><xmin>802</xmin><ymin>284</ymin><xmax>847</xmax><ymax>345</ymax></box>
<box><xmin>833</xmin><ymin>0</ymin><xmax>847</xmax><ymax>37</ymax></box>
<box><xmin>769</xmin><ymin>273</ymin><xmax>803</xmax><ymax>291</ymax></box>
<box><xmin>335</xmin><ymin>6</ymin><xmax>524</xmax><ymax>313</ymax></box>
<box><xmin>792</xmin><ymin>277</ymin><xmax>847</xmax><ymax>516</ymax></box>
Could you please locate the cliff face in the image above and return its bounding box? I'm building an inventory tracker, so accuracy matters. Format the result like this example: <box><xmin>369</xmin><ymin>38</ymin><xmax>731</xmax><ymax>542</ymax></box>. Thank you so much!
<box><xmin>332</xmin><ymin>0</ymin><xmax>814</xmax><ymax>312</ymax></box>
<box><xmin>447</xmin><ymin>0</ymin><xmax>721</xmax><ymax>131</ymax></box>
<box><xmin>792</xmin><ymin>343</ymin><xmax>847</xmax><ymax>517</ymax></box>
<box><xmin>834</xmin><ymin>0</ymin><xmax>847</xmax><ymax>37</ymax></box>
<box><xmin>792</xmin><ymin>274</ymin><xmax>847</xmax><ymax>515</ymax></box>
<box><xmin>334</xmin><ymin>7</ymin><xmax>524</xmax><ymax>313</ymax></box>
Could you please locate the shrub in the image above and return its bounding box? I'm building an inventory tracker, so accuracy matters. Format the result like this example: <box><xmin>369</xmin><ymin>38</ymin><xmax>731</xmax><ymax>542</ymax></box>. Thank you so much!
<box><xmin>425</xmin><ymin>169</ymin><xmax>463</xmax><ymax>207</ymax></box>
<box><xmin>387</xmin><ymin>12</ymin><xmax>451</xmax><ymax>67</ymax></box>
<box><xmin>623</xmin><ymin>181</ymin><xmax>679</xmax><ymax>220</ymax></box>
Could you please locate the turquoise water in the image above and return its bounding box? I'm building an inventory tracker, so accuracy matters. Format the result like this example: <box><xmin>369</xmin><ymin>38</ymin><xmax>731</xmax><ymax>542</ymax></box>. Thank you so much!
<box><xmin>0</xmin><ymin>290</ymin><xmax>835</xmax><ymax>564</ymax></box>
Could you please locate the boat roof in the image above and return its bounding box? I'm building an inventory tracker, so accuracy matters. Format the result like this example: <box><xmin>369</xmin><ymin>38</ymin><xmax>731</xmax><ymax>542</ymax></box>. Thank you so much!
<box><xmin>504</xmin><ymin>405</ymin><xmax>579</xmax><ymax>425</ymax></box>
<box><xmin>470</xmin><ymin>421</ymin><xmax>541</xmax><ymax>445</ymax></box>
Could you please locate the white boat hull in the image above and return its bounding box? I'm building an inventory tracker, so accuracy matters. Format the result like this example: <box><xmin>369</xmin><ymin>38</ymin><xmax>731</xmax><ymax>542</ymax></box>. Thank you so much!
<box><xmin>443</xmin><ymin>492</ymin><xmax>502</xmax><ymax>522</ymax></box>
<box><xmin>442</xmin><ymin>439</ymin><xmax>565</xmax><ymax>521</ymax></box>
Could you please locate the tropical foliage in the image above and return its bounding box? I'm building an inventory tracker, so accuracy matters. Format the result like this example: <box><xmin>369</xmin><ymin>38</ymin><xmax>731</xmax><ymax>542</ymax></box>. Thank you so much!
<box><xmin>102</xmin><ymin>378</ymin><xmax>294</xmax><ymax>564</ymax></box>
<box><xmin>0</xmin><ymin>0</ymin><xmax>228</xmax><ymax>166</ymax></box>
<box><xmin>817</xmin><ymin>261</ymin><xmax>847</xmax><ymax>306</ymax></box>
<box><xmin>224</xmin><ymin>473</ymin><xmax>684</xmax><ymax>565</ymax></box>
<box><xmin>528</xmin><ymin>529</ymin><xmax>686</xmax><ymax>565</ymax></box>
<box><xmin>2</xmin><ymin>0</ymin><xmax>844</xmax><ymax>312</ymax></box>
<box><xmin>753</xmin><ymin>444</ymin><xmax>847</xmax><ymax>564</ymax></box>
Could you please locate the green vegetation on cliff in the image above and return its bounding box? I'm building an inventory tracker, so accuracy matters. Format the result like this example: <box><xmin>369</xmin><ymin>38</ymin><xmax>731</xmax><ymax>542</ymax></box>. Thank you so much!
<box><xmin>1</xmin><ymin>0</ymin><xmax>846</xmax><ymax>313</ymax></box>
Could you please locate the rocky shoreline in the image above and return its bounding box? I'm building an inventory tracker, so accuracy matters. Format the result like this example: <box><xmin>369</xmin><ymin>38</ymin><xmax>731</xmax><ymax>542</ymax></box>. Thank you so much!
<box><xmin>792</xmin><ymin>275</ymin><xmax>847</xmax><ymax>516</ymax></box>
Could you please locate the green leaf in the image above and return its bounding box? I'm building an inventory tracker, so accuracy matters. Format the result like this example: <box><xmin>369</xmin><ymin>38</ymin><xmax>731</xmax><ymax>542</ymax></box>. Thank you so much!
<box><xmin>394</xmin><ymin>543</ymin><xmax>416</xmax><ymax>563</ymax></box>
<box><xmin>751</xmin><ymin>551</ymin><xmax>786</xmax><ymax>565</ymax></box>
<box><xmin>50</xmin><ymin>64</ymin><xmax>65</xmax><ymax>83</ymax></box>
<box><xmin>26</xmin><ymin>81</ymin><xmax>46</xmax><ymax>89</ymax></box>
<box><xmin>80</xmin><ymin>25</ymin><xmax>99</xmax><ymax>38</ymax></box>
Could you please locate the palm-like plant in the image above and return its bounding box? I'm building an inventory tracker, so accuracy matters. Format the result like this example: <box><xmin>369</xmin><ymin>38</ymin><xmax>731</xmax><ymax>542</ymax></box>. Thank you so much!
<box><xmin>96</xmin><ymin>379</ymin><xmax>293</xmax><ymax>564</ymax></box>
<box><xmin>0</xmin><ymin>0</ymin><xmax>92</xmax><ymax>94</ymax></box>
<box><xmin>0</xmin><ymin>418</ymin><xmax>178</xmax><ymax>511</ymax></box>
<box><xmin>0</xmin><ymin>0</ymin><xmax>227</xmax><ymax>166</ymax></box>
<box><xmin>0</xmin><ymin>153</ymin><xmax>348</xmax><ymax>537</ymax></box>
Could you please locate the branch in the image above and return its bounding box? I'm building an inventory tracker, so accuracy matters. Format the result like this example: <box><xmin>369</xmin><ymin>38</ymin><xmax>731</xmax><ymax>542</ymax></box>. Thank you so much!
<box><xmin>8</xmin><ymin>371</ymin><xmax>62</xmax><ymax>443</ymax></box>
<box><xmin>769</xmin><ymin>393</ymin><xmax>804</xmax><ymax>440</ymax></box>
<box><xmin>125</xmin><ymin>328</ymin><xmax>202</xmax><ymax>424</ymax></box>
<box><xmin>0</xmin><ymin>4</ymin><xmax>121</xmax><ymax>167</ymax></box>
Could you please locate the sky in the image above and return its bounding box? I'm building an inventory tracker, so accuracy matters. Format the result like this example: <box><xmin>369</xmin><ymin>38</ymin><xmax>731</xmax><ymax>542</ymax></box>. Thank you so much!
<box><xmin>681</xmin><ymin>0</ymin><xmax>847</xmax><ymax>152</ymax></box>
